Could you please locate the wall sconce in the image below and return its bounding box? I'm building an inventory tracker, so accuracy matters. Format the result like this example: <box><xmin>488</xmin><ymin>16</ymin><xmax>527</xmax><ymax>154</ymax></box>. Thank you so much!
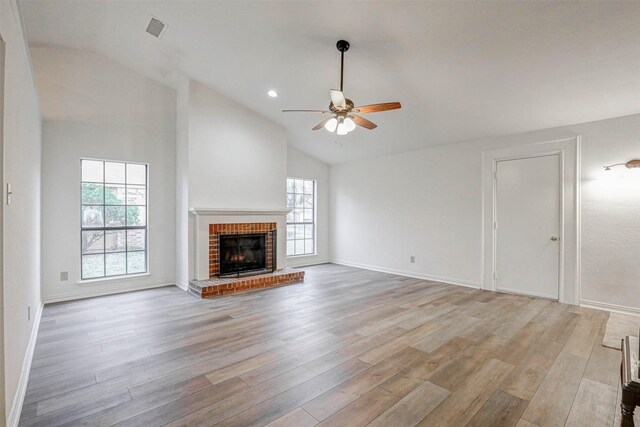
<box><xmin>604</xmin><ymin>160</ymin><xmax>640</xmax><ymax>171</ymax></box>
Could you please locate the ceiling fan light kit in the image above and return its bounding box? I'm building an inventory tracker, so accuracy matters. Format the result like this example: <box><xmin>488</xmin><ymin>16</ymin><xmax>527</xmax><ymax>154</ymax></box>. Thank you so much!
<box><xmin>283</xmin><ymin>40</ymin><xmax>401</xmax><ymax>136</ymax></box>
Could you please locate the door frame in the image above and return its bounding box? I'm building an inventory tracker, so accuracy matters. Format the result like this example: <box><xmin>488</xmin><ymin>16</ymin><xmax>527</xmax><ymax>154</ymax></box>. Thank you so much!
<box><xmin>494</xmin><ymin>153</ymin><xmax>562</xmax><ymax>300</ymax></box>
<box><xmin>482</xmin><ymin>137</ymin><xmax>580</xmax><ymax>305</ymax></box>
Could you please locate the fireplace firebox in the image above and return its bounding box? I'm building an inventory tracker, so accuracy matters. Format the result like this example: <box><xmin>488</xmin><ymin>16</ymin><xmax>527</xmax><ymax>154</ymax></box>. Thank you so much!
<box><xmin>209</xmin><ymin>223</ymin><xmax>277</xmax><ymax>279</ymax></box>
<box><xmin>217</xmin><ymin>230</ymin><xmax>276</xmax><ymax>278</ymax></box>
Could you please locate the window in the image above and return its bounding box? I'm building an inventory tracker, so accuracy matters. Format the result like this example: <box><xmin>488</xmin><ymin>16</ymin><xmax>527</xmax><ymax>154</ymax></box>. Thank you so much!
<box><xmin>286</xmin><ymin>178</ymin><xmax>316</xmax><ymax>256</ymax></box>
<box><xmin>81</xmin><ymin>159</ymin><xmax>147</xmax><ymax>279</ymax></box>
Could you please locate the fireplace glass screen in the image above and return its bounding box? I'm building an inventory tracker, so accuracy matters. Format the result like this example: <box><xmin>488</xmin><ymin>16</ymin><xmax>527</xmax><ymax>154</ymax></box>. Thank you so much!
<box><xmin>219</xmin><ymin>233</ymin><xmax>267</xmax><ymax>277</ymax></box>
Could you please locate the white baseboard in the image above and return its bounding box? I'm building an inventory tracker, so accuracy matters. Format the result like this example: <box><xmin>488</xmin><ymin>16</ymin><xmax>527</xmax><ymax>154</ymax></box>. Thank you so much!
<box><xmin>287</xmin><ymin>260</ymin><xmax>330</xmax><ymax>268</ymax></box>
<box><xmin>175</xmin><ymin>281</ymin><xmax>188</xmax><ymax>291</ymax></box>
<box><xmin>42</xmin><ymin>282</ymin><xmax>176</xmax><ymax>304</ymax></box>
<box><xmin>7</xmin><ymin>301</ymin><xmax>43</xmax><ymax>427</ymax></box>
<box><xmin>330</xmin><ymin>260</ymin><xmax>480</xmax><ymax>289</ymax></box>
<box><xmin>580</xmin><ymin>299</ymin><xmax>640</xmax><ymax>317</ymax></box>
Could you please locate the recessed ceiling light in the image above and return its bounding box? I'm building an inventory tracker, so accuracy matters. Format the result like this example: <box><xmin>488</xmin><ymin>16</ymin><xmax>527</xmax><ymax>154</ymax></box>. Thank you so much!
<box><xmin>268</xmin><ymin>90</ymin><xmax>278</xmax><ymax>98</ymax></box>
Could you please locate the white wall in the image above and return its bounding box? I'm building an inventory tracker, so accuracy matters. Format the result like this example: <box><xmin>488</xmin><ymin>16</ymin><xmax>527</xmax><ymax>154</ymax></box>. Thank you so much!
<box><xmin>188</xmin><ymin>80</ymin><xmax>287</xmax><ymax>209</ymax></box>
<box><xmin>579</xmin><ymin>115</ymin><xmax>640</xmax><ymax>311</ymax></box>
<box><xmin>330</xmin><ymin>113</ymin><xmax>640</xmax><ymax>312</ymax></box>
<box><xmin>1</xmin><ymin>1</ymin><xmax>42</xmax><ymax>424</ymax></box>
<box><xmin>287</xmin><ymin>146</ymin><xmax>330</xmax><ymax>267</ymax></box>
<box><xmin>330</xmin><ymin>142</ymin><xmax>482</xmax><ymax>287</ymax></box>
<box><xmin>0</xmin><ymin>33</ymin><xmax>4</xmax><ymax>427</ymax></box>
<box><xmin>175</xmin><ymin>80</ymin><xmax>190</xmax><ymax>289</ymax></box>
<box><xmin>31</xmin><ymin>47</ymin><xmax>177</xmax><ymax>302</ymax></box>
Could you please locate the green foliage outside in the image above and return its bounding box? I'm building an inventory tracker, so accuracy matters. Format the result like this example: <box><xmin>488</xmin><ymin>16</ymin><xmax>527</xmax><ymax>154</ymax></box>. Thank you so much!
<box><xmin>81</xmin><ymin>183</ymin><xmax>143</xmax><ymax>256</ymax></box>
<box><xmin>81</xmin><ymin>183</ymin><xmax>141</xmax><ymax>225</ymax></box>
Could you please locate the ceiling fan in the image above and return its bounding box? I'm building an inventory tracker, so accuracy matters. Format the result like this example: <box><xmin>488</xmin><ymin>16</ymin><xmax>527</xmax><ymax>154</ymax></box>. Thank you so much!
<box><xmin>282</xmin><ymin>40</ymin><xmax>401</xmax><ymax>136</ymax></box>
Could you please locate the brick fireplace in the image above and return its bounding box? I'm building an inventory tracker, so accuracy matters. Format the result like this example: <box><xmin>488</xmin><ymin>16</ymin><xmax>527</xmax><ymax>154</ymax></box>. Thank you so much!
<box><xmin>188</xmin><ymin>214</ymin><xmax>304</xmax><ymax>299</ymax></box>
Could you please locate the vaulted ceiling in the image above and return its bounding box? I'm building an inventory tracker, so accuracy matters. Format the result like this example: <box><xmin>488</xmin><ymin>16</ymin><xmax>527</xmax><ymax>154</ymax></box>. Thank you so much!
<box><xmin>20</xmin><ymin>0</ymin><xmax>640</xmax><ymax>164</ymax></box>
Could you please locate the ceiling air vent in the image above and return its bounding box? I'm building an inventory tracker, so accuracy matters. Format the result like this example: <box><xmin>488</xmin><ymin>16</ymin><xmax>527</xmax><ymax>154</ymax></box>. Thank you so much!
<box><xmin>146</xmin><ymin>16</ymin><xmax>166</xmax><ymax>38</ymax></box>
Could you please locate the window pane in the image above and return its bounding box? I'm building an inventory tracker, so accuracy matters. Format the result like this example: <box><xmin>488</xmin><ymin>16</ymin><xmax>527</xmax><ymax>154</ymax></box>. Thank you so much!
<box><xmin>82</xmin><ymin>160</ymin><xmax>103</xmax><ymax>182</ymax></box>
<box><xmin>82</xmin><ymin>206</ymin><xmax>104</xmax><ymax>228</ymax></box>
<box><xmin>304</xmin><ymin>180</ymin><xmax>314</xmax><ymax>194</ymax></box>
<box><xmin>286</xmin><ymin>178</ymin><xmax>315</xmax><ymax>258</ymax></box>
<box><xmin>105</xmin><ymin>184</ymin><xmax>126</xmax><ymax>205</ymax></box>
<box><xmin>105</xmin><ymin>230</ymin><xmax>126</xmax><ymax>252</ymax></box>
<box><xmin>127</xmin><ymin>206</ymin><xmax>146</xmax><ymax>226</ymax></box>
<box><xmin>127</xmin><ymin>163</ymin><xmax>146</xmax><ymax>185</ymax></box>
<box><xmin>126</xmin><ymin>185</ymin><xmax>146</xmax><ymax>205</ymax></box>
<box><xmin>105</xmin><ymin>162</ymin><xmax>125</xmax><ymax>184</ymax></box>
<box><xmin>304</xmin><ymin>209</ymin><xmax>313</xmax><ymax>222</ymax></box>
<box><xmin>105</xmin><ymin>206</ymin><xmax>126</xmax><ymax>227</ymax></box>
<box><xmin>106</xmin><ymin>252</ymin><xmax>126</xmax><ymax>276</ymax></box>
<box><xmin>127</xmin><ymin>229</ymin><xmax>146</xmax><ymax>251</ymax></box>
<box><xmin>81</xmin><ymin>183</ymin><xmax>104</xmax><ymax>204</ymax></box>
<box><xmin>303</xmin><ymin>194</ymin><xmax>313</xmax><ymax>208</ymax></box>
<box><xmin>82</xmin><ymin>231</ymin><xmax>104</xmax><ymax>254</ymax></box>
<box><xmin>82</xmin><ymin>254</ymin><xmax>104</xmax><ymax>279</ymax></box>
<box><xmin>127</xmin><ymin>251</ymin><xmax>146</xmax><ymax>274</ymax></box>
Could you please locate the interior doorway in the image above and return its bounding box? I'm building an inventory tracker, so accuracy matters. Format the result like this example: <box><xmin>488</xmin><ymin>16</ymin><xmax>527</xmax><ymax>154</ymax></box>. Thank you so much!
<box><xmin>495</xmin><ymin>154</ymin><xmax>561</xmax><ymax>300</ymax></box>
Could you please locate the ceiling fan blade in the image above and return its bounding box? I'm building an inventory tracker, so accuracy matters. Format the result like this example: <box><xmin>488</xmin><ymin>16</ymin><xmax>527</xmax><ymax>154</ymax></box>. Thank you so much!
<box><xmin>353</xmin><ymin>102</ymin><xmax>401</xmax><ymax>114</ymax></box>
<box><xmin>352</xmin><ymin>115</ymin><xmax>377</xmax><ymax>130</ymax></box>
<box><xmin>282</xmin><ymin>109</ymin><xmax>330</xmax><ymax>113</ymax></box>
<box><xmin>330</xmin><ymin>89</ymin><xmax>347</xmax><ymax>110</ymax></box>
<box><xmin>312</xmin><ymin>117</ymin><xmax>333</xmax><ymax>130</ymax></box>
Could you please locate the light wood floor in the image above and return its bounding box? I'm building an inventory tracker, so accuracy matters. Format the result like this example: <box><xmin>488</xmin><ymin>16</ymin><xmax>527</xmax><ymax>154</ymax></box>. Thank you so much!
<box><xmin>20</xmin><ymin>264</ymin><xmax>624</xmax><ymax>427</ymax></box>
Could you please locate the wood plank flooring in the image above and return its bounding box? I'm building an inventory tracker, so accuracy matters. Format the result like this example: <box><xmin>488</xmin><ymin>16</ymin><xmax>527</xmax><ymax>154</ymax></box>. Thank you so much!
<box><xmin>19</xmin><ymin>264</ymin><xmax>622</xmax><ymax>426</ymax></box>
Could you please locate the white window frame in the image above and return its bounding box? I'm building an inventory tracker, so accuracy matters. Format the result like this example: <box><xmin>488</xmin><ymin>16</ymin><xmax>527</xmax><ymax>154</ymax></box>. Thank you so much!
<box><xmin>80</xmin><ymin>159</ymin><xmax>149</xmax><ymax>280</ymax></box>
<box><xmin>286</xmin><ymin>177</ymin><xmax>316</xmax><ymax>257</ymax></box>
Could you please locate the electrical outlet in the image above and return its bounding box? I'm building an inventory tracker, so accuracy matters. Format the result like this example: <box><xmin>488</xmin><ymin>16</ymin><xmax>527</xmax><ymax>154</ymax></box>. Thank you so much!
<box><xmin>28</xmin><ymin>306</ymin><xmax>31</xmax><ymax>321</ymax></box>
<box><xmin>60</xmin><ymin>271</ymin><xmax>69</xmax><ymax>281</ymax></box>
<box><xmin>410</xmin><ymin>256</ymin><xmax>415</xmax><ymax>263</ymax></box>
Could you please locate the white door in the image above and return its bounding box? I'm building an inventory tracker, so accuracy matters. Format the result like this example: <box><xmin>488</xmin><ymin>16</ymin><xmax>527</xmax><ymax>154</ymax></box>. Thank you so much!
<box><xmin>495</xmin><ymin>154</ymin><xmax>561</xmax><ymax>299</ymax></box>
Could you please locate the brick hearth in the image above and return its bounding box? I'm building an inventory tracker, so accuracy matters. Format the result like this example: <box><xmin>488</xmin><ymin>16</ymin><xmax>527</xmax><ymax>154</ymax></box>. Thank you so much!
<box><xmin>188</xmin><ymin>268</ymin><xmax>305</xmax><ymax>299</ymax></box>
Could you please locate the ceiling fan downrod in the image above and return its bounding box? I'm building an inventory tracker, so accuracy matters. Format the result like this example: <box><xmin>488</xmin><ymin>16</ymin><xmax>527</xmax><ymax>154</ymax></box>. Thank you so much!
<box><xmin>336</xmin><ymin>40</ymin><xmax>350</xmax><ymax>92</ymax></box>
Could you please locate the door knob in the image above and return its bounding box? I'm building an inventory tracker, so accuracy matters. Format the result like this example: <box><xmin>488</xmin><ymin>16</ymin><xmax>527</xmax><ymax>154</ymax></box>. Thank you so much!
<box><xmin>550</xmin><ymin>236</ymin><xmax>559</xmax><ymax>241</ymax></box>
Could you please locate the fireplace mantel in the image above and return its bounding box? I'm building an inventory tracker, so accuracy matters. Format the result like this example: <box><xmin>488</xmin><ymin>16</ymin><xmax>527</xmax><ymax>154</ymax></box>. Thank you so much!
<box><xmin>189</xmin><ymin>207</ymin><xmax>290</xmax><ymax>280</ymax></box>
<box><xmin>190</xmin><ymin>208</ymin><xmax>291</xmax><ymax>217</ymax></box>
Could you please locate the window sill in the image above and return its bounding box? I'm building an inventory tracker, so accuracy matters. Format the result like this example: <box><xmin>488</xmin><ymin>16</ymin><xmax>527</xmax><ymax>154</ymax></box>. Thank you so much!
<box><xmin>287</xmin><ymin>253</ymin><xmax>317</xmax><ymax>259</ymax></box>
<box><xmin>77</xmin><ymin>273</ymin><xmax>150</xmax><ymax>285</ymax></box>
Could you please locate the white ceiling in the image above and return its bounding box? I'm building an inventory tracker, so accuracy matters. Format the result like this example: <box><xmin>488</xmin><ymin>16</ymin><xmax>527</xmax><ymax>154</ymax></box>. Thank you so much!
<box><xmin>19</xmin><ymin>0</ymin><xmax>640</xmax><ymax>164</ymax></box>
